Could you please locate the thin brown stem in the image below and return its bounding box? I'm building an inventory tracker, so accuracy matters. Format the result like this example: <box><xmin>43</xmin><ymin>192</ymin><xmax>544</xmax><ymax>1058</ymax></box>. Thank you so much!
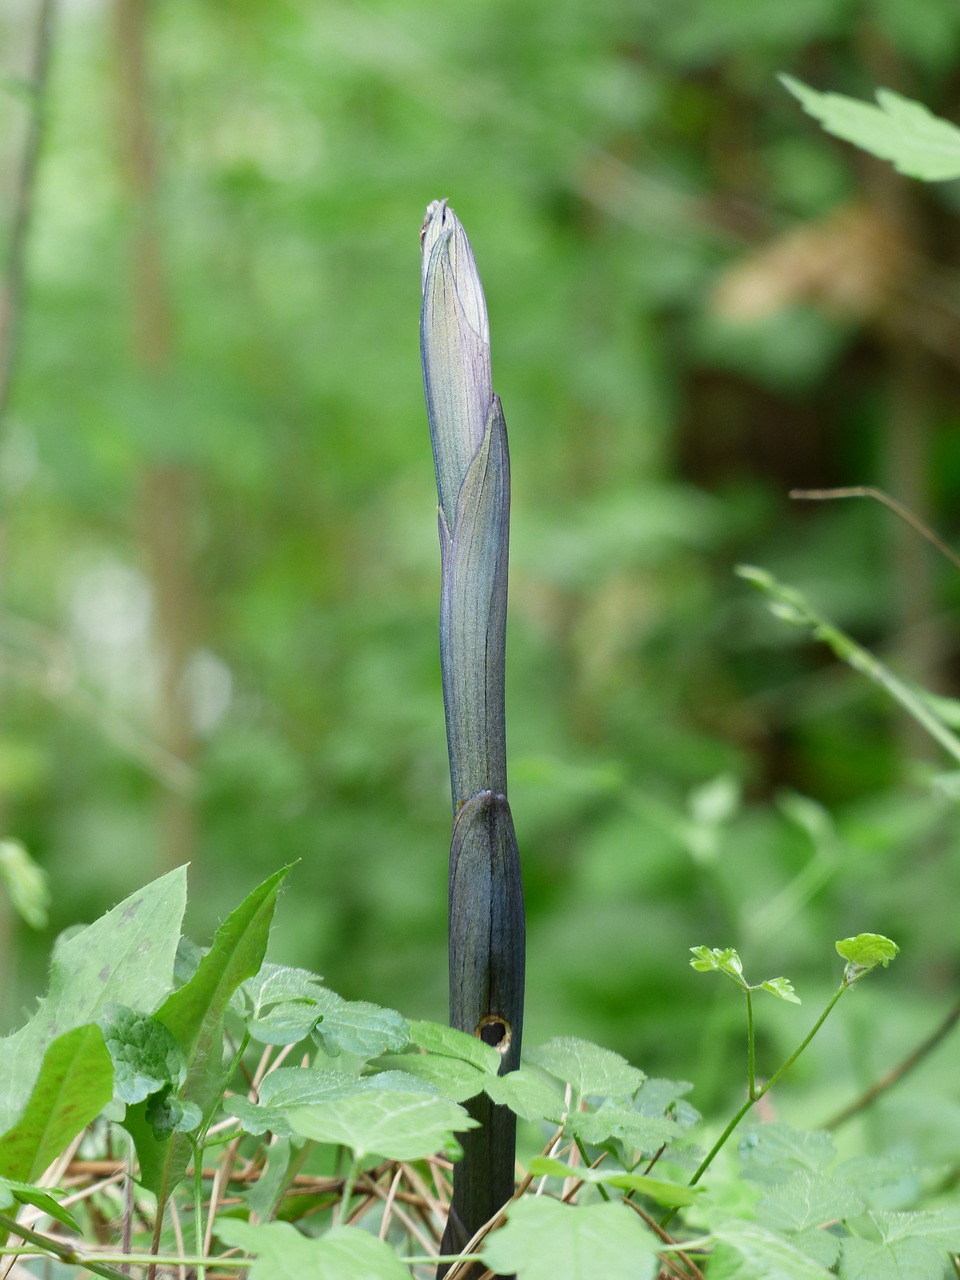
<box><xmin>824</xmin><ymin>998</ymin><xmax>960</xmax><ymax>1130</ymax></box>
<box><xmin>790</xmin><ymin>487</ymin><xmax>960</xmax><ymax>573</ymax></box>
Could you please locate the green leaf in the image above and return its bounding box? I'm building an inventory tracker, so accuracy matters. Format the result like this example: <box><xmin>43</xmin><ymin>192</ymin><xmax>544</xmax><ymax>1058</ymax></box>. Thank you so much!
<box><xmin>525</xmin><ymin>1037</ymin><xmax>645</xmax><ymax>1100</ymax></box>
<box><xmin>873</xmin><ymin>1207</ymin><xmax>960</xmax><ymax>1248</ymax></box>
<box><xmin>0</xmin><ymin>840</ymin><xmax>49</xmax><ymax>929</ymax></box>
<box><xmin>738</xmin><ymin>1124</ymin><xmax>836</xmax><ymax>1184</ymax></box>
<box><xmin>124</xmin><ymin>867</ymin><xmax>289</xmax><ymax>1201</ymax></box>
<box><xmin>243</xmin><ymin>1135</ymin><xmax>292</xmax><ymax>1221</ymax></box>
<box><xmin>406</xmin><ymin>1018</ymin><xmax>501</xmax><ymax>1074</ymax></box>
<box><xmin>839</xmin><ymin>1235</ymin><xmax>947</xmax><ymax>1280</ymax></box>
<box><xmin>835</xmin><ymin>934</ymin><xmax>899</xmax><ymax>971</ymax></box>
<box><xmin>0</xmin><ymin>1024</ymin><xmax>113</xmax><ymax>1182</ymax></box>
<box><xmin>98</xmin><ymin>1005</ymin><xmax>186</xmax><ymax>1104</ymax></box>
<box><xmin>374</xmin><ymin>1052</ymin><xmax>487</xmax><ymax>1102</ymax></box>
<box><xmin>0</xmin><ymin>1177</ymin><xmax>80</xmax><ymax>1233</ymax></box>
<box><xmin>226</xmin><ymin>1067</ymin><xmax>362</xmax><ymax>1138</ymax></box>
<box><xmin>217</xmin><ymin>1220</ymin><xmax>410</xmax><ymax>1280</ymax></box>
<box><xmin>760</xmin><ymin>978</ymin><xmax>801</xmax><ymax>1004</ymax></box>
<box><xmin>0</xmin><ymin>866</ymin><xmax>187</xmax><ymax>1136</ymax></box>
<box><xmin>287</xmin><ymin>1089</ymin><xmax>478</xmax><ymax>1162</ymax></box>
<box><xmin>756</xmin><ymin>1170</ymin><xmax>864</xmax><ymax>1232</ymax></box>
<box><xmin>689</xmin><ymin>946</ymin><xmax>745</xmax><ymax>980</ymax></box>
<box><xmin>781</xmin><ymin>76</ymin><xmax>960</xmax><ymax>181</ymax></box>
<box><xmin>529</xmin><ymin>1157</ymin><xmax>702</xmax><ymax>1207</ymax></box>
<box><xmin>240</xmin><ymin>964</ymin><xmax>326</xmax><ymax>1045</ymax></box>
<box><xmin>312</xmin><ymin>990</ymin><xmax>408</xmax><ymax>1059</ymax></box>
<box><xmin>566</xmin><ymin>1101</ymin><xmax>680</xmax><ymax>1154</ymax></box>
<box><xmin>484</xmin><ymin>1066</ymin><xmax>566</xmax><ymax>1122</ymax></box>
<box><xmin>711</xmin><ymin>1220</ymin><xmax>836</xmax><ymax>1278</ymax></box>
<box><xmin>481</xmin><ymin>1197</ymin><xmax>658</xmax><ymax>1280</ymax></box>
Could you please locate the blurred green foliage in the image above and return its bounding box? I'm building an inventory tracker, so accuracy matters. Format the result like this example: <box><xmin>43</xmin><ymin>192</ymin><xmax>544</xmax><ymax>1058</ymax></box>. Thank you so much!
<box><xmin>3</xmin><ymin>0</ymin><xmax>960</xmax><ymax>1137</ymax></box>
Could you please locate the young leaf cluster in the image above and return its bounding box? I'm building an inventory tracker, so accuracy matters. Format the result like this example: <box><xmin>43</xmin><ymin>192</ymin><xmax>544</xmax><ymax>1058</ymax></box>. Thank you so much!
<box><xmin>0</xmin><ymin>868</ymin><xmax>944</xmax><ymax>1280</ymax></box>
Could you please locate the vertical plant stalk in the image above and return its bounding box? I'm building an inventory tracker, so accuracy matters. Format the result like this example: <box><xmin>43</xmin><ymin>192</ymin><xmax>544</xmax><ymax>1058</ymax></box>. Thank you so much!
<box><xmin>112</xmin><ymin>0</ymin><xmax>199</xmax><ymax>870</ymax></box>
<box><xmin>420</xmin><ymin>201</ymin><xmax>525</xmax><ymax>1272</ymax></box>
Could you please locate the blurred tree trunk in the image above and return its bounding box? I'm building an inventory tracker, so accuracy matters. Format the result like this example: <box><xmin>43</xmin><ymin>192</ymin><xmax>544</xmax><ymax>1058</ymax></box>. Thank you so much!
<box><xmin>112</xmin><ymin>0</ymin><xmax>198</xmax><ymax>869</ymax></box>
<box><xmin>0</xmin><ymin>0</ymin><xmax>57</xmax><ymax>1026</ymax></box>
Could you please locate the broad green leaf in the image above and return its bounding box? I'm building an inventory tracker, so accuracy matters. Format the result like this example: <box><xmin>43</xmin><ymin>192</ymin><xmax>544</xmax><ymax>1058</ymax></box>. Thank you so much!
<box><xmin>839</xmin><ymin>1235</ymin><xmax>947</xmax><ymax>1280</ymax></box>
<box><xmin>124</xmin><ymin>867</ymin><xmax>289</xmax><ymax>1200</ymax></box>
<box><xmin>834</xmin><ymin>1155</ymin><xmax>922</xmax><ymax>1211</ymax></box>
<box><xmin>243</xmin><ymin>1136</ymin><xmax>292</xmax><ymax>1221</ymax></box>
<box><xmin>0</xmin><ymin>1177</ymin><xmax>80</xmax><ymax>1233</ymax></box>
<box><xmin>756</xmin><ymin>1171</ymin><xmax>864</xmax><ymax>1232</ymax></box>
<box><xmin>526</xmin><ymin>1037</ymin><xmax>645</xmax><ymax>1099</ymax></box>
<box><xmin>217</xmin><ymin>1220</ymin><xmax>409</xmax><ymax>1280</ymax></box>
<box><xmin>873</xmin><ymin>1207</ymin><xmax>960</xmax><ymax>1248</ymax></box>
<box><xmin>98</xmin><ymin>1005</ymin><xmax>186</xmax><ymax>1104</ymax></box>
<box><xmin>484</xmin><ymin>1066</ymin><xmax>566</xmax><ymax>1122</ymax></box>
<box><xmin>239</xmin><ymin>963</ymin><xmax>325</xmax><ymax>1045</ymax></box>
<box><xmin>481</xmin><ymin>1197</ymin><xmax>658</xmax><ymax>1280</ymax></box>
<box><xmin>566</xmin><ymin>1102</ymin><xmax>680</xmax><ymax>1153</ymax></box>
<box><xmin>738</xmin><ymin>1124</ymin><xmax>835</xmax><ymax>1183</ymax></box>
<box><xmin>529</xmin><ymin>1157</ymin><xmax>702</xmax><ymax>1207</ymax></box>
<box><xmin>0</xmin><ymin>1024</ymin><xmax>113</xmax><ymax>1181</ymax></box>
<box><xmin>689</xmin><ymin>947</ymin><xmax>744</xmax><ymax>980</ymax></box>
<box><xmin>226</xmin><ymin>1066</ymin><xmax>363</xmax><ymax>1136</ymax></box>
<box><xmin>835</xmin><ymin>934</ymin><xmax>899</xmax><ymax>971</ymax></box>
<box><xmin>711</xmin><ymin>1220</ymin><xmax>835</xmax><ymax>1279</ymax></box>
<box><xmin>312</xmin><ymin>990</ymin><xmax>408</xmax><ymax>1059</ymax></box>
<box><xmin>374</xmin><ymin>1051</ymin><xmax>487</xmax><ymax>1101</ymax></box>
<box><xmin>633</xmin><ymin>1076</ymin><xmax>700</xmax><ymax>1132</ymax></box>
<box><xmin>287</xmin><ymin>1089</ymin><xmax>477</xmax><ymax>1162</ymax></box>
<box><xmin>0</xmin><ymin>866</ymin><xmax>187</xmax><ymax>1135</ymax></box>
<box><xmin>407</xmin><ymin>1018</ymin><xmax>501</xmax><ymax>1074</ymax></box>
<box><xmin>781</xmin><ymin>76</ymin><xmax>960</xmax><ymax>181</ymax></box>
<box><xmin>760</xmin><ymin>978</ymin><xmax>801</xmax><ymax>1004</ymax></box>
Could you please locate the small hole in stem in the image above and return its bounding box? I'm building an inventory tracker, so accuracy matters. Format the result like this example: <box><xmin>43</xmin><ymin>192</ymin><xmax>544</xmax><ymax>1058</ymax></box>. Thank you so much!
<box><xmin>476</xmin><ymin>1016</ymin><xmax>511</xmax><ymax>1053</ymax></box>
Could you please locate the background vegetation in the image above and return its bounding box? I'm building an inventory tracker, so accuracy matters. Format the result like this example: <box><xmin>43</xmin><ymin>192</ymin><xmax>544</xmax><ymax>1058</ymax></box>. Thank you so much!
<box><xmin>3</xmin><ymin>0</ymin><xmax>960</xmax><ymax>1145</ymax></box>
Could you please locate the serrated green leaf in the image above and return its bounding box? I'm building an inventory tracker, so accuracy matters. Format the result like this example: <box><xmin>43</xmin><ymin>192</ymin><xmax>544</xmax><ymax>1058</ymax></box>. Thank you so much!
<box><xmin>312</xmin><ymin>991</ymin><xmax>408</xmax><ymax>1059</ymax></box>
<box><xmin>781</xmin><ymin>76</ymin><xmax>960</xmax><ymax>181</ymax></box>
<box><xmin>756</xmin><ymin>1170</ymin><xmax>864</xmax><ymax>1232</ymax></box>
<box><xmin>287</xmin><ymin>1089</ymin><xmax>477</xmax><ymax>1162</ymax></box>
<box><xmin>738</xmin><ymin>1124</ymin><xmax>836</xmax><ymax>1183</ymax></box>
<box><xmin>528</xmin><ymin>1157</ymin><xmax>701</xmax><ymax>1207</ymax></box>
<box><xmin>406</xmin><ymin>1018</ymin><xmax>501</xmax><ymax>1074</ymax></box>
<box><xmin>225</xmin><ymin>1067</ymin><xmax>361</xmax><ymax>1137</ymax></box>
<box><xmin>839</xmin><ymin>1235</ymin><xmax>946</xmax><ymax>1280</ymax></box>
<box><xmin>526</xmin><ymin>1037</ymin><xmax>645</xmax><ymax>1099</ymax></box>
<box><xmin>0</xmin><ymin>1024</ymin><xmax>113</xmax><ymax>1181</ymax></box>
<box><xmin>243</xmin><ymin>1135</ymin><xmax>292</xmax><ymax>1221</ymax></box>
<box><xmin>760</xmin><ymin>978</ymin><xmax>801</xmax><ymax>1004</ymax></box>
<box><xmin>374</xmin><ymin>1052</ymin><xmax>487</xmax><ymax>1101</ymax></box>
<box><xmin>689</xmin><ymin>946</ymin><xmax>744</xmax><ymax>979</ymax></box>
<box><xmin>0</xmin><ymin>866</ymin><xmax>186</xmax><ymax>1136</ymax></box>
<box><xmin>217</xmin><ymin>1220</ymin><xmax>410</xmax><ymax>1280</ymax></box>
<box><xmin>711</xmin><ymin>1220</ymin><xmax>835</xmax><ymax>1279</ymax></box>
<box><xmin>872</xmin><ymin>1206</ymin><xmax>960</xmax><ymax>1248</ymax></box>
<box><xmin>0</xmin><ymin>1178</ymin><xmax>80</xmax><ymax>1233</ymax></box>
<box><xmin>634</xmin><ymin>1076</ymin><xmax>696</xmax><ymax>1119</ymax></box>
<box><xmin>834</xmin><ymin>1155</ymin><xmax>922</xmax><ymax>1211</ymax></box>
<box><xmin>566</xmin><ymin>1101</ymin><xmax>680</xmax><ymax>1153</ymax></box>
<box><xmin>484</xmin><ymin>1066</ymin><xmax>566</xmax><ymax>1122</ymax></box>
<box><xmin>482</xmin><ymin>1197</ymin><xmax>657</xmax><ymax>1280</ymax></box>
<box><xmin>124</xmin><ymin>868</ymin><xmax>289</xmax><ymax>1201</ymax></box>
<box><xmin>835</xmin><ymin>934</ymin><xmax>899</xmax><ymax>970</ymax></box>
<box><xmin>98</xmin><ymin>1005</ymin><xmax>186</xmax><ymax>1104</ymax></box>
<box><xmin>240</xmin><ymin>963</ymin><xmax>325</xmax><ymax>1045</ymax></box>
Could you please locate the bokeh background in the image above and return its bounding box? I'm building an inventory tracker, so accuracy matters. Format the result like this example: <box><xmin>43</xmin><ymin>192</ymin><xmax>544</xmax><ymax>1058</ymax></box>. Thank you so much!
<box><xmin>4</xmin><ymin>0</ymin><xmax>960</xmax><ymax>1141</ymax></box>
